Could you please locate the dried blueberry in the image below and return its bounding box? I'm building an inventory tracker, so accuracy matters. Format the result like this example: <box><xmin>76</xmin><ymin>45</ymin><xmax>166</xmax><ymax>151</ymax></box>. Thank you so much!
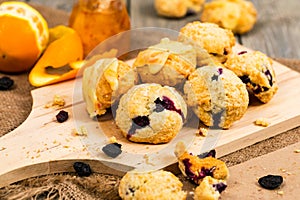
<box><xmin>238</xmin><ymin>50</ymin><xmax>248</xmax><ymax>55</ymax></box>
<box><xmin>258</xmin><ymin>175</ymin><xmax>283</xmax><ymax>190</ymax></box>
<box><xmin>154</xmin><ymin>96</ymin><xmax>184</xmax><ymax>120</ymax></box>
<box><xmin>0</xmin><ymin>76</ymin><xmax>14</xmax><ymax>90</ymax></box>
<box><xmin>128</xmin><ymin>115</ymin><xmax>150</xmax><ymax>136</ymax></box>
<box><xmin>198</xmin><ymin>149</ymin><xmax>216</xmax><ymax>158</ymax></box>
<box><xmin>102</xmin><ymin>143</ymin><xmax>122</xmax><ymax>158</ymax></box>
<box><xmin>56</xmin><ymin>110</ymin><xmax>69</xmax><ymax>123</ymax></box>
<box><xmin>213</xmin><ymin>182</ymin><xmax>227</xmax><ymax>193</ymax></box>
<box><xmin>73</xmin><ymin>162</ymin><xmax>92</xmax><ymax>177</ymax></box>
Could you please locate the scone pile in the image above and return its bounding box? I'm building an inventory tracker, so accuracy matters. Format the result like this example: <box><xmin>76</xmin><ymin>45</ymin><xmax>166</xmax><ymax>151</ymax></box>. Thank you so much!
<box><xmin>82</xmin><ymin>21</ymin><xmax>278</xmax><ymax>145</ymax></box>
<box><xmin>154</xmin><ymin>0</ymin><xmax>257</xmax><ymax>34</ymax></box>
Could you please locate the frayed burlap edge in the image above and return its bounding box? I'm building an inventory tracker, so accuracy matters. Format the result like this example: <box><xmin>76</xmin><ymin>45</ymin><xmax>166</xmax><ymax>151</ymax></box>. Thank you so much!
<box><xmin>0</xmin><ymin>173</ymin><xmax>121</xmax><ymax>200</ymax></box>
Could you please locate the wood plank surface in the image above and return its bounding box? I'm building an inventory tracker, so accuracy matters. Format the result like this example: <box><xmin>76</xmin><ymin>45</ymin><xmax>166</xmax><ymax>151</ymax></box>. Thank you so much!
<box><xmin>1</xmin><ymin>44</ymin><xmax>300</xmax><ymax>187</ymax></box>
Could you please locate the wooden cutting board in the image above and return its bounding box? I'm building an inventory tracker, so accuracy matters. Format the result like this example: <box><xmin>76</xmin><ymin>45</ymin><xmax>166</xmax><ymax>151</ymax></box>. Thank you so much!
<box><xmin>1</xmin><ymin>45</ymin><xmax>300</xmax><ymax>187</ymax></box>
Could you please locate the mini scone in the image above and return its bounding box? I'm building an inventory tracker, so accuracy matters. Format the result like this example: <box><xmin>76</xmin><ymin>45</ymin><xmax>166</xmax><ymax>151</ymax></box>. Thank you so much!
<box><xmin>82</xmin><ymin>58</ymin><xmax>137</xmax><ymax>117</ymax></box>
<box><xmin>115</xmin><ymin>83</ymin><xmax>187</xmax><ymax>144</ymax></box>
<box><xmin>154</xmin><ymin>0</ymin><xmax>206</xmax><ymax>18</ymax></box>
<box><xmin>133</xmin><ymin>38</ymin><xmax>197</xmax><ymax>86</ymax></box>
<box><xmin>178</xmin><ymin>22</ymin><xmax>235</xmax><ymax>64</ymax></box>
<box><xmin>184</xmin><ymin>65</ymin><xmax>249</xmax><ymax>129</ymax></box>
<box><xmin>200</xmin><ymin>0</ymin><xmax>257</xmax><ymax>34</ymax></box>
<box><xmin>175</xmin><ymin>142</ymin><xmax>229</xmax><ymax>185</ymax></box>
<box><xmin>194</xmin><ymin>176</ymin><xmax>227</xmax><ymax>200</ymax></box>
<box><xmin>224</xmin><ymin>51</ymin><xmax>278</xmax><ymax>103</ymax></box>
<box><xmin>118</xmin><ymin>170</ymin><xmax>187</xmax><ymax>200</ymax></box>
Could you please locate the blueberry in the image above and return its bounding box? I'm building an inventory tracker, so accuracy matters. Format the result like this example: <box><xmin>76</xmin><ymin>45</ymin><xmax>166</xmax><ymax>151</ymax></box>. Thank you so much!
<box><xmin>102</xmin><ymin>143</ymin><xmax>122</xmax><ymax>158</ymax></box>
<box><xmin>198</xmin><ymin>149</ymin><xmax>216</xmax><ymax>158</ymax></box>
<box><xmin>128</xmin><ymin>115</ymin><xmax>150</xmax><ymax>136</ymax></box>
<box><xmin>73</xmin><ymin>162</ymin><xmax>92</xmax><ymax>177</ymax></box>
<box><xmin>238</xmin><ymin>51</ymin><xmax>247</xmax><ymax>55</ymax></box>
<box><xmin>154</xmin><ymin>96</ymin><xmax>184</xmax><ymax>120</ymax></box>
<box><xmin>213</xmin><ymin>182</ymin><xmax>227</xmax><ymax>193</ymax></box>
<box><xmin>258</xmin><ymin>175</ymin><xmax>283</xmax><ymax>190</ymax></box>
<box><xmin>0</xmin><ymin>76</ymin><xmax>14</xmax><ymax>90</ymax></box>
<box><xmin>56</xmin><ymin>110</ymin><xmax>69</xmax><ymax>123</ymax></box>
<box><xmin>182</xmin><ymin>158</ymin><xmax>216</xmax><ymax>183</ymax></box>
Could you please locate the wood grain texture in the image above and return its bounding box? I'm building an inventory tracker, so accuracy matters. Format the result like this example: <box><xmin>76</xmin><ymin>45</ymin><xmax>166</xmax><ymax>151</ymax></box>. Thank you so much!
<box><xmin>1</xmin><ymin>44</ymin><xmax>300</xmax><ymax>187</ymax></box>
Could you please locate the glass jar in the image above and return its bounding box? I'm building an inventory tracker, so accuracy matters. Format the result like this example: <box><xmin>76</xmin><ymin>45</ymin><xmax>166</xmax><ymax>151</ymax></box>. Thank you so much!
<box><xmin>69</xmin><ymin>0</ymin><xmax>131</xmax><ymax>56</ymax></box>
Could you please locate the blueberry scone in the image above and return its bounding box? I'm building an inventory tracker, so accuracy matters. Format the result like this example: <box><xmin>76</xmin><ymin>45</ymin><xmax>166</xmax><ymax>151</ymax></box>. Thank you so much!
<box><xmin>115</xmin><ymin>83</ymin><xmax>187</xmax><ymax>144</ymax></box>
<box><xmin>178</xmin><ymin>22</ymin><xmax>235</xmax><ymax>65</ymax></box>
<box><xmin>184</xmin><ymin>65</ymin><xmax>249</xmax><ymax>129</ymax></box>
<box><xmin>82</xmin><ymin>58</ymin><xmax>138</xmax><ymax>117</ymax></box>
<box><xmin>133</xmin><ymin>38</ymin><xmax>197</xmax><ymax>86</ymax></box>
<box><xmin>154</xmin><ymin>0</ymin><xmax>206</xmax><ymax>18</ymax></box>
<box><xmin>200</xmin><ymin>0</ymin><xmax>257</xmax><ymax>34</ymax></box>
<box><xmin>175</xmin><ymin>142</ymin><xmax>229</xmax><ymax>185</ymax></box>
<box><xmin>224</xmin><ymin>51</ymin><xmax>278</xmax><ymax>103</ymax></box>
<box><xmin>118</xmin><ymin>170</ymin><xmax>187</xmax><ymax>200</ymax></box>
<box><xmin>194</xmin><ymin>176</ymin><xmax>227</xmax><ymax>200</ymax></box>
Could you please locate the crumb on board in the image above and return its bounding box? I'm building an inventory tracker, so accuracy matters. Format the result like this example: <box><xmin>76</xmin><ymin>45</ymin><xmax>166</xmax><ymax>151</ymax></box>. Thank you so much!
<box><xmin>45</xmin><ymin>95</ymin><xmax>65</xmax><ymax>108</ymax></box>
<box><xmin>108</xmin><ymin>136</ymin><xmax>118</xmax><ymax>144</ymax></box>
<box><xmin>277</xmin><ymin>190</ymin><xmax>284</xmax><ymax>195</ymax></box>
<box><xmin>197</xmin><ymin>127</ymin><xmax>208</xmax><ymax>137</ymax></box>
<box><xmin>255</xmin><ymin>118</ymin><xmax>270</xmax><ymax>127</ymax></box>
<box><xmin>294</xmin><ymin>149</ymin><xmax>300</xmax><ymax>153</ymax></box>
<box><xmin>72</xmin><ymin>126</ymin><xmax>88</xmax><ymax>136</ymax></box>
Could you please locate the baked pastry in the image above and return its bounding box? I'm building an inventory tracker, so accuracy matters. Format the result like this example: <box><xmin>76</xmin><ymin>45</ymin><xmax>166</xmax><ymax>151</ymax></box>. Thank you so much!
<box><xmin>184</xmin><ymin>65</ymin><xmax>249</xmax><ymax>129</ymax></box>
<box><xmin>118</xmin><ymin>170</ymin><xmax>187</xmax><ymax>200</ymax></box>
<box><xmin>200</xmin><ymin>0</ymin><xmax>257</xmax><ymax>34</ymax></box>
<box><xmin>133</xmin><ymin>38</ymin><xmax>197</xmax><ymax>87</ymax></box>
<box><xmin>154</xmin><ymin>0</ymin><xmax>206</xmax><ymax>18</ymax></box>
<box><xmin>82</xmin><ymin>58</ymin><xmax>138</xmax><ymax>117</ymax></box>
<box><xmin>175</xmin><ymin>142</ymin><xmax>229</xmax><ymax>185</ymax></box>
<box><xmin>178</xmin><ymin>22</ymin><xmax>235</xmax><ymax>64</ymax></box>
<box><xmin>115</xmin><ymin>83</ymin><xmax>187</xmax><ymax>144</ymax></box>
<box><xmin>224</xmin><ymin>50</ymin><xmax>278</xmax><ymax>103</ymax></box>
<box><xmin>194</xmin><ymin>176</ymin><xmax>227</xmax><ymax>200</ymax></box>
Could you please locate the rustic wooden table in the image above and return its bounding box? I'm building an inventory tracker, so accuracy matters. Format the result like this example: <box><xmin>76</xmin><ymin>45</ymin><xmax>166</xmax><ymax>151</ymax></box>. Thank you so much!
<box><xmin>21</xmin><ymin>0</ymin><xmax>300</xmax><ymax>59</ymax></box>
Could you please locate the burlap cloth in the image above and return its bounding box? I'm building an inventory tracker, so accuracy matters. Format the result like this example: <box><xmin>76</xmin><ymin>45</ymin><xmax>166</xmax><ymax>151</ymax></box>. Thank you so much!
<box><xmin>1</xmin><ymin>3</ymin><xmax>300</xmax><ymax>200</ymax></box>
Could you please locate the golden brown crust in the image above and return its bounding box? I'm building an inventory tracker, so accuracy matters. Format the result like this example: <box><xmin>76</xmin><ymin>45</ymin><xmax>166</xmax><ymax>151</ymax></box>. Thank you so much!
<box><xmin>184</xmin><ymin>65</ymin><xmax>249</xmax><ymax>129</ymax></box>
<box><xmin>224</xmin><ymin>51</ymin><xmax>278</xmax><ymax>103</ymax></box>
<box><xmin>118</xmin><ymin>170</ymin><xmax>187</xmax><ymax>200</ymax></box>
<box><xmin>178</xmin><ymin>22</ymin><xmax>235</xmax><ymax>64</ymax></box>
<box><xmin>115</xmin><ymin>83</ymin><xmax>187</xmax><ymax>144</ymax></box>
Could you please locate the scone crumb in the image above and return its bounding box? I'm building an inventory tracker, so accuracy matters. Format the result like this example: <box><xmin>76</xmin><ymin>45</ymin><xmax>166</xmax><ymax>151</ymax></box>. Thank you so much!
<box><xmin>45</xmin><ymin>95</ymin><xmax>65</xmax><ymax>108</ymax></box>
<box><xmin>197</xmin><ymin>127</ymin><xmax>208</xmax><ymax>137</ymax></box>
<box><xmin>108</xmin><ymin>136</ymin><xmax>118</xmax><ymax>144</ymax></box>
<box><xmin>143</xmin><ymin>154</ymin><xmax>156</xmax><ymax>166</ymax></box>
<box><xmin>255</xmin><ymin>118</ymin><xmax>270</xmax><ymax>127</ymax></box>
<box><xmin>294</xmin><ymin>149</ymin><xmax>300</xmax><ymax>153</ymax></box>
<box><xmin>277</xmin><ymin>190</ymin><xmax>284</xmax><ymax>195</ymax></box>
<box><xmin>72</xmin><ymin>126</ymin><xmax>88</xmax><ymax>136</ymax></box>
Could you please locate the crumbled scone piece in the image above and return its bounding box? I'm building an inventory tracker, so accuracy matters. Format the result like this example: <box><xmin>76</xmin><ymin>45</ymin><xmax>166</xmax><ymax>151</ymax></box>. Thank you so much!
<box><xmin>175</xmin><ymin>142</ymin><xmax>229</xmax><ymax>185</ymax></box>
<box><xmin>255</xmin><ymin>117</ymin><xmax>270</xmax><ymax>127</ymax></box>
<box><xmin>72</xmin><ymin>126</ymin><xmax>88</xmax><ymax>136</ymax></box>
<box><xmin>194</xmin><ymin>176</ymin><xmax>227</xmax><ymax>200</ymax></box>
<box><xmin>45</xmin><ymin>95</ymin><xmax>65</xmax><ymax>108</ymax></box>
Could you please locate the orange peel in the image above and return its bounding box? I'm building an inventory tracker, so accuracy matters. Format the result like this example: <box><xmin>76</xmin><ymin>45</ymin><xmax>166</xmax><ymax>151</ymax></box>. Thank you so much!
<box><xmin>29</xmin><ymin>25</ymin><xmax>83</xmax><ymax>87</ymax></box>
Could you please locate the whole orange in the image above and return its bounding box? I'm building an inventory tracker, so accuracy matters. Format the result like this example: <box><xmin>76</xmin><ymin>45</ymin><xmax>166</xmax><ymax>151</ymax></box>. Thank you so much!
<box><xmin>0</xmin><ymin>1</ymin><xmax>49</xmax><ymax>73</ymax></box>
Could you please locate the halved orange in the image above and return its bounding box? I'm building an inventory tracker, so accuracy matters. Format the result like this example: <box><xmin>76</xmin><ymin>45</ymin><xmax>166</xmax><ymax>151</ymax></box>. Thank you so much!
<box><xmin>0</xmin><ymin>1</ymin><xmax>49</xmax><ymax>73</ymax></box>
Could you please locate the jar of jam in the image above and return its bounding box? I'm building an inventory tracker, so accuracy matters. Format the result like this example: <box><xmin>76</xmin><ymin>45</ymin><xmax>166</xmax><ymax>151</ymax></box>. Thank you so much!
<box><xmin>69</xmin><ymin>0</ymin><xmax>131</xmax><ymax>56</ymax></box>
